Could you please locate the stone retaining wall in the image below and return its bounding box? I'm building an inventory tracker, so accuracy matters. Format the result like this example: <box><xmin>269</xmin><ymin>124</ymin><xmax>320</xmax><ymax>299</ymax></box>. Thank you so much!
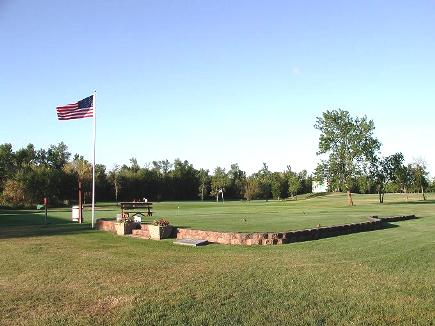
<box><xmin>176</xmin><ymin>215</ymin><xmax>417</xmax><ymax>245</ymax></box>
<box><xmin>95</xmin><ymin>219</ymin><xmax>117</xmax><ymax>233</ymax></box>
<box><xmin>131</xmin><ymin>224</ymin><xmax>151</xmax><ymax>238</ymax></box>
<box><xmin>95</xmin><ymin>219</ymin><xmax>150</xmax><ymax>237</ymax></box>
<box><xmin>96</xmin><ymin>215</ymin><xmax>416</xmax><ymax>245</ymax></box>
<box><xmin>378</xmin><ymin>215</ymin><xmax>416</xmax><ymax>222</ymax></box>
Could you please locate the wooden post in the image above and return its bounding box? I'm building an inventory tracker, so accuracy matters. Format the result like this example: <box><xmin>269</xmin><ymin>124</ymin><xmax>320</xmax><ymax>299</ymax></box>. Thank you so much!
<box><xmin>78</xmin><ymin>180</ymin><xmax>83</xmax><ymax>224</ymax></box>
<box><xmin>347</xmin><ymin>190</ymin><xmax>354</xmax><ymax>206</ymax></box>
<box><xmin>44</xmin><ymin>197</ymin><xmax>48</xmax><ymax>224</ymax></box>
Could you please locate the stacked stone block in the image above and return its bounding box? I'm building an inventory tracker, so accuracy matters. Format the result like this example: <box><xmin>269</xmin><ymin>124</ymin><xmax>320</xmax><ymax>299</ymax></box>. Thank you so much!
<box><xmin>131</xmin><ymin>224</ymin><xmax>151</xmax><ymax>239</ymax></box>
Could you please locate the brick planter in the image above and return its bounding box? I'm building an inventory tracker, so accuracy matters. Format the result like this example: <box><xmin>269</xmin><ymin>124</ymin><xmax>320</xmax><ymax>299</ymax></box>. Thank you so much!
<box><xmin>132</xmin><ymin>224</ymin><xmax>151</xmax><ymax>239</ymax></box>
<box><xmin>148</xmin><ymin>225</ymin><xmax>173</xmax><ymax>240</ymax></box>
<box><xmin>96</xmin><ymin>219</ymin><xmax>117</xmax><ymax>233</ymax></box>
<box><xmin>114</xmin><ymin>222</ymin><xmax>138</xmax><ymax>236</ymax></box>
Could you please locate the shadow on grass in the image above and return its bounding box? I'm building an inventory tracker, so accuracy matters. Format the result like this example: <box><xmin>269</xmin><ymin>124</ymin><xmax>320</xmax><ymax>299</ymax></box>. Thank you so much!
<box><xmin>0</xmin><ymin>209</ymin><xmax>72</xmax><ymax>226</ymax></box>
<box><xmin>382</xmin><ymin>200</ymin><xmax>435</xmax><ymax>205</ymax></box>
<box><xmin>0</xmin><ymin>223</ymin><xmax>92</xmax><ymax>239</ymax></box>
<box><xmin>284</xmin><ymin>222</ymin><xmax>400</xmax><ymax>244</ymax></box>
<box><xmin>0</xmin><ymin>209</ymin><xmax>96</xmax><ymax>239</ymax></box>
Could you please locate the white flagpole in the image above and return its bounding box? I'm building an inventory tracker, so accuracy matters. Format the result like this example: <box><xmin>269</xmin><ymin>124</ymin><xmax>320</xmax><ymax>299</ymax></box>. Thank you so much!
<box><xmin>91</xmin><ymin>90</ymin><xmax>97</xmax><ymax>228</ymax></box>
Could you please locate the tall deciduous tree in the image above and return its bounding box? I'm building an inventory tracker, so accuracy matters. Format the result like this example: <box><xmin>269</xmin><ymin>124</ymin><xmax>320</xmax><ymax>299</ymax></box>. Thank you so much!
<box><xmin>172</xmin><ymin>159</ymin><xmax>199</xmax><ymax>200</ymax></box>
<box><xmin>371</xmin><ymin>155</ymin><xmax>388</xmax><ymax>203</ymax></box>
<box><xmin>386</xmin><ymin>153</ymin><xmax>412</xmax><ymax>200</ymax></box>
<box><xmin>227</xmin><ymin>164</ymin><xmax>246</xmax><ymax>199</ymax></box>
<box><xmin>1</xmin><ymin>179</ymin><xmax>27</xmax><ymax>206</ymax></box>
<box><xmin>64</xmin><ymin>155</ymin><xmax>92</xmax><ymax>183</ymax></box>
<box><xmin>256</xmin><ymin>163</ymin><xmax>272</xmax><ymax>200</ymax></box>
<box><xmin>410</xmin><ymin>159</ymin><xmax>429</xmax><ymax>201</ymax></box>
<box><xmin>287</xmin><ymin>172</ymin><xmax>301</xmax><ymax>199</ymax></box>
<box><xmin>0</xmin><ymin>143</ymin><xmax>16</xmax><ymax>191</ymax></box>
<box><xmin>314</xmin><ymin>109</ymin><xmax>381</xmax><ymax>206</ymax></box>
<box><xmin>270</xmin><ymin>172</ymin><xmax>286</xmax><ymax>200</ymax></box>
<box><xmin>197</xmin><ymin>169</ymin><xmax>210</xmax><ymax>201</ymax></box>
<box><xmin>64</xmin><ymin>155</ymin><xmax>92</xmax><ymax>204</ymax></box>
<box><xmin>46</xmin><ymin>142</ymin><xmax>70</xmax><ymax>170</ymax></box>
<box><xmin>108</xmin><ymin>165</ymin><xmax>121</xmax><ymax>202</ymax></box>
<box><xmin>210</xmin><ymin>167</ymin><xmax>228</xmax><ymax>202</ymax></box>
<box><xmin>244</xmin><ymin>176</ymin><xmax>260</xmax><ymax>201</ymax></box>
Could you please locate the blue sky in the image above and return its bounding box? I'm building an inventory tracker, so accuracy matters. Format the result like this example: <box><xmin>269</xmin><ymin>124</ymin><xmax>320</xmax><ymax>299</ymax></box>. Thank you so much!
<box><xmin>1</xmin><ymin>0</ymin><xmax>434</xmax><ymax>176</ymax></box>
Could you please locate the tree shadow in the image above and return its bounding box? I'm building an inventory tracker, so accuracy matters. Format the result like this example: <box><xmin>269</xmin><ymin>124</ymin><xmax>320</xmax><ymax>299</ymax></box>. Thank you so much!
<box><xmin>382</xmin><ymin>200</ymin><xmax>435</xmax><ymax>205</ymax></box>
<box><xmin>47</xmin><ymin>208</ymin><xmax>117</xmax><ymax>213</ymax></box>
<box><xmin>0</xmin><ymin>209</ymin><xmax>71</xmax><ymax>226</ymax></box>
<box><xmin>286</xmin><ymin>222</ymin><xmax>400</xmax><ymax>244</ymax></box>
<box><xmin>0</xmin><ymin>223</ymin><xmax>92</xmax><ymax>239</ymax></box>
<box><xmin>0</xmin><ymin>208</ymin><xmax>100</xmax><ymax>239</ymax></box>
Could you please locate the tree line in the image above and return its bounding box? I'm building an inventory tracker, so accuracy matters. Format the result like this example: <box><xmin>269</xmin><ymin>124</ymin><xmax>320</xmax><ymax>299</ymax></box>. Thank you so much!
<box><xmin>0</xmin><ymin>110</ymin><xmax>433</xmax><ymax>208</ymax></box>
<box><xmin>0</xmin><ymin>142</ymin><xmax>313</xmax><ymax>207</ymax></box>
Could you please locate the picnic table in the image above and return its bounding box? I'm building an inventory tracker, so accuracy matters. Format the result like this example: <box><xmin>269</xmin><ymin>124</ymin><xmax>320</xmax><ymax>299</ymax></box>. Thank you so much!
<box><xmin>119</xmin><ymin>201</ymin><xmax>153</xmax><ymax>218</ymax></box>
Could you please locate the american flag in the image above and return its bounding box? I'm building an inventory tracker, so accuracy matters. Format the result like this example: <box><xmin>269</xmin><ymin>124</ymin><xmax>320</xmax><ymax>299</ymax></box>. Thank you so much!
<box><xmin>56</xmin><ymin>95</ymin><xmax>94</xmax><ymax>120</ymax></box>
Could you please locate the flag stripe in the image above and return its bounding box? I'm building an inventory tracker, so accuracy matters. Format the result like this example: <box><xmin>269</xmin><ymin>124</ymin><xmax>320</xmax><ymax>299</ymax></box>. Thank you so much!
<box><xmin>57</xmin><ymin>108</ymin><xmax>93</xmax><ymax>115</ymax></box>
<box><xmin>57</xmin><ymin>109</ymin><xmax>94</xmax><ymax>119</ymax></box>
<box><xmin>58</xmin><ymin>113</ymin><xmax>94</xmax><ymax>120</ymax></box>
<box><xmin>56</xmin><ymin>105</ymin><xmax>79</xmax><ymax>112</ymax></box>
<box><xmin>56</xmin><ymin>108</ymin><xmax>93</xmax><ymax>115</ymax></box>
<box><xmin>57</xmin><ymin>110</ymin><xmax>93</xmax><ymax>118</ymax></box>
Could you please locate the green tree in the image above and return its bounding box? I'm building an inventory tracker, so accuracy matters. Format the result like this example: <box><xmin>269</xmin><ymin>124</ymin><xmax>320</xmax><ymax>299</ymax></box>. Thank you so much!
<box><xmin>1</xmin><ymin>179</ymin><xmax>27</xmax><ymax>206</ymax></box>
<box><xmin>356</xmin><ymin>175</ymin><xmax>372</xmax><ymax>194</ymax></box>
<box><xmin>129</xmin><ymin>158</ymin><xmax>140</xmax><ymax>172</ymax></box>
<box><xmin>210</xmin><ymin>167</ymin><xmax>228</xmax><ymax>202</ymax></box>
<box><xmin>151</xmin><ymin>160</ymin><xmax>172</xmax><ymax>200</ymax></box>
<box><xmin>297</xmin><ymin>170</ymin><xmax>312</xmax><ymax>194</ymax></box>
<box><xmin>314</xmin><ymin>109</ymin><xmax>381</xmax><ymax>206</ymax></box>
<box><xmin>410</xmin><ymin>159</ymin><xmax>429</xmax><ymax>200</ymax></box>
<box><xmin>27</xmin><ymin>164</ymin><xmax>61</xmax><ymax>204</ymax></box>
<box><xmin>15</xmin><ymin>144</ymin><xmax>36</xmax><ymax>169</ymax></box>
<box><xmin>314</xmin><ymin>161</ymin><xmax>332</xmax><ymax>190</ymax></box>
<box><xmin>287</xmin><ymin>173</ymin><xmax>301</xmax><ymax>199</ymax></box>
<box><xmin>171</xmin><ymin>159</ymin><xmax>199</xmax><ymax>200</ymax></box>
<box><xmin>227</xmin><ymin>164</ymin><xmax>246</xmax><ymax>199</ymax></box>
<box><xmin>197</xmin><ymin>169</ymin><xmax>210</xmax><ymax>201</ymax></box>
<box><xmin>244</xmin><ymin>176</ymin><xmax>260</xmax><ymax>201</ymax></box>
<box><xmin>428</xmin><ymin>178</ymin><xmax>435</xmax><ymax>192</ymax></box>
<box><xmin>371</xmin><ymin>152</ymin><xmax>409</xmax><ymax>203</ymax></box>
<box><xmin>46</xmin><ymin>142</ymin><xmax>70</xmax><ymax>170</ymax></box>
<box><xmin>108</xmin><ymin>165</ymin><xmax>121</xmax><ymax>202</ymax></box>
<box><xmin>64</xmin><ymin>155</ymin><xmax>92</xmax><ymax>183</ymax></box>
<box><xmin>385</xmin><ymin>153</ymin><xmax>412</xmax><ymax>200</ymax></box>
<box><xmin>256</xmin><ymin>163</ymin><xmax>272</xmax><ymax>200</ymax></box>
<box><xmin>270</xmin><ymin>172</ymin><xmax>286</xmax><ymax>200</ymax></box>
<box><xmin>64</xmin><ymin>155</ymin><xmax>92</xmax><ymax>203</ymax></box>
<box><xmin>0</xmin><ymin>143</ymin><xmax>16</xmax><ymax>191</ymax></box>
<box><xmin>95</xmin><ymin>164</ymin><xmax>111</xmax><ymax>201</ymax></box>
<box><xmin>370</xmin><ymin>156</ymin><xmax>388</xmax><ymax>203</ymax></box>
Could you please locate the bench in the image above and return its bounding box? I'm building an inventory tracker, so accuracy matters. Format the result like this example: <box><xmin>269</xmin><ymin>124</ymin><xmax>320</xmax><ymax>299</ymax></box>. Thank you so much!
<box><xmin>119</xmin><ymin>202</ymin><xmax>153</xmax><ymax>219</ymax></box>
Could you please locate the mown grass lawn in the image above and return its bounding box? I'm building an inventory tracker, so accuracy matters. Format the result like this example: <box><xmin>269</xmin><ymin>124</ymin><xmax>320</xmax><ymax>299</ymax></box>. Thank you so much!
<box><xmin>0</xmin><ymin>193</ymin><xmax>434</xmax><ymax>325</ymax></box>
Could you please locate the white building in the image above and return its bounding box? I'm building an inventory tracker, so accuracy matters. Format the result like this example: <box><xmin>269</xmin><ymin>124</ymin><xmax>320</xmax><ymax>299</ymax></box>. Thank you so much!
<box><xmin>312</xmin><ymin>180</ymin><xmax>327</xmax><ymax>193</ymax></box>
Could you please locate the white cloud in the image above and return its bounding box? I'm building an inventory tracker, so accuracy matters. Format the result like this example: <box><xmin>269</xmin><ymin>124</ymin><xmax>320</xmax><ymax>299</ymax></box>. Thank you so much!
<box><xmin>292</xmin><ymin>66</ymin><xmax>301</xmax><ymax>76</ymax></box>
